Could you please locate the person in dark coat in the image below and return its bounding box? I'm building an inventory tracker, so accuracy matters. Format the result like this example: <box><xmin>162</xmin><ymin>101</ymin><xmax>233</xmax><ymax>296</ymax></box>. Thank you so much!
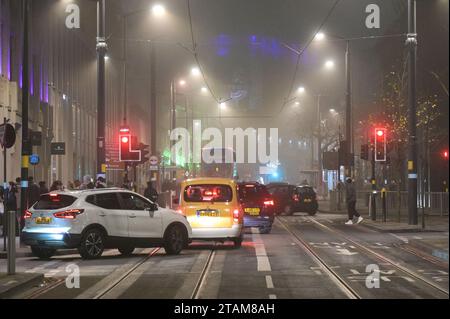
<box><xmin>38</xmin><ymin>181</ymin><xmax>49</xmax><ymax>195</ymax></box>
<box><xmin>345</xmin><ymin>178</ymin><xmax>363</xmax><ymax>225</ymax></box>
<box><xmin>27</xmin><ymin>176</ymin><xmax>41</xmax><ymax>208</ymax></box>
<box><xmin>144</xmin><ymin>181</ymin><xmax>158</xmax><ymax>203</ymax></box>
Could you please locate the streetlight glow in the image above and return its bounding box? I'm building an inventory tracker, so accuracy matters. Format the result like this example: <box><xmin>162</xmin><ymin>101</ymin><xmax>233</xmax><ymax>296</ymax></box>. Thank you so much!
<box><xmin>201</xmin><ymin>87</ymin><xmax>208</xmax><ymax>93</ymax></box>
<box><xmin>324</xmin><ymin>60</ymin><xmax>335</xmax><ymax>69</ymax></box>
<box><xmin>151</xmin><ymin>4</ymin><xmax>166</xmax><ymax>17</ymax></box>
<box><xmin>297</xmin><ymin>86</ymin><xmax>305</xmax><ymax>94</ymax></box>
<box><xmin>178</xmin><ymin>79</ymin><xmax>186</xmax><ymax>86</ymax></box>
<box><xmin>191</xmin><ymin>67</ymin><xmax>201</xmax><ymax>77</ymax></box>
<box><xmin>314</xmin><ymin>32</ymin><xmax>325</xmax><ymax>41</ymax></box>
<box><xmin>219</xmin><ymin>102</ymin><xmax>227</xmax><ymax>109</ymax></box>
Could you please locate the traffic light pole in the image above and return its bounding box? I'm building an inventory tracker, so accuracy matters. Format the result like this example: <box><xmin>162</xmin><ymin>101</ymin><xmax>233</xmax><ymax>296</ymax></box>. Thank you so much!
<box><xmin>345</xmin><ymin>40</ymin><xmax>352</xmax><ymax>179</ymax></box>
<box><xmin>371</xmin><ymin>143</ymin><xmax>377</xmax><ymax>221</ymax></box>
<box><xmin>407</xmin><ymin>0</ymin><xmax>418</xmax><ymax>225</ymax></box>
<box><xmin>20</xmin><ymin>0</ymin><xmax>30</xmax><ymax>230</ymax></box>
<box><xmin>96</xmin><ymin>0</ymin><xmax>107</xmax><ymax>179</ymax></box>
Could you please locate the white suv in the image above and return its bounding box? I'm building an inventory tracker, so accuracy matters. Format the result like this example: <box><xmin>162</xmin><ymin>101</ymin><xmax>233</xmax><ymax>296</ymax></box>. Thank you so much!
<box><xmin>21</xmin><ymin>188</ymin><xmax>192</xmax><ymax>259</ymax></box>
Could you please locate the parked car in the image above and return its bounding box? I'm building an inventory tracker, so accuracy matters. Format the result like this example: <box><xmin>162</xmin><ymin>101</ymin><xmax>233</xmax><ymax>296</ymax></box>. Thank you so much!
<box><xmin>238</xmin><ymin>182</ymin><xmax>275</xmax><ymax>234</ymax></box>
<box><xmin>266</xmin><ymin>183</ymin><xmax>318</xmax><ymax>216</ymax></box>
<box><xmin>21</xmin><ymin>188</ymin><xmax>192</xmax><ymax>259</ymax></box>
<box><xmin>177</xmin><ymin>178</ymin><xmax>244</xmax><ymax>247</ymax></box>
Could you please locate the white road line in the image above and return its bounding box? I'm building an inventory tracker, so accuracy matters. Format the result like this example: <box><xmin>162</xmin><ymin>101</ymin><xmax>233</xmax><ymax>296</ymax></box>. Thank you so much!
<box><xmin>251</xmin><ymin>228</ymin><xmax>272</xmax><ymax>272</ymax></box>
<box><xmin>269</xmin><ymin>294</ymin><xmax>277</xmax><ymax>299</ymax></box>
<box><xmin>265</xmin><ymin>275</ymin><xmax>274</xmax><ymax>289</ymax></box>
<box><xmin>389</xmin><ymin>233</ymin><xmax>409</xmax><ymax>243</ymax></box>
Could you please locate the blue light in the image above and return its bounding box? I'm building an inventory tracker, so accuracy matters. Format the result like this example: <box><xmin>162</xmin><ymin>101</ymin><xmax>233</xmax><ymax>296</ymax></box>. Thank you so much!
<box><xmin>215</xmin><ymin>34</ymin><xmax>232</xmax><ymax>57</ymax></box>
<box><xmin>272</xmin><ymin>171</ymin><xmax>279</xmax><ymax>178</ymax></box>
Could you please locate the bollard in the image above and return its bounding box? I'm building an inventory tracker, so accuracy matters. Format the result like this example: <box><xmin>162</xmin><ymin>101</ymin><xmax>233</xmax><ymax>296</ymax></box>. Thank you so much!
<box><xmin>7</xmin><ymin>210</ymin><xmax>16</xmax><ymax>275</ymax></box>
<box><xmin>370</xmin><ymin>192</ymin><xmax>377</xmax><ymax>221</ymax></box>
<box><xmin>2</xmin><ymin>211</ymin><xmax>6</xmax><ymax>252</ymax></box>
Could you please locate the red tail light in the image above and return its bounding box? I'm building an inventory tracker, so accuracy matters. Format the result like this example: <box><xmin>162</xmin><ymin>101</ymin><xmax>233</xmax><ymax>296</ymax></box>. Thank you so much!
<box><xmin>292</xmin><ymin>194</ymin><xmax>300</xmax><ymax>202</ymax></box>
<box><xmin>233</xmin><ymin>207</ymin><xmax>242</xmax><ymax>223</ymax></box>
<box><xmin>263</xmin><ymin>200</ymin><xmax>274</xmax><ymax>206</ymax></box>
<box><xmin>53</xmin><ymin>209</ymin><xmax>84</xmax><ymax>219</ymax></box>
<box><xmin>24</xmin><ymin>210</ymin><xmax>33</xmax><ymax>219</ymax></box>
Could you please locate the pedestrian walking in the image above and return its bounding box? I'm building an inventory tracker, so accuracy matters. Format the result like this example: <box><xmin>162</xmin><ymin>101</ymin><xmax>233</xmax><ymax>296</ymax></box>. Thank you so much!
<box><xmin>50</xmin><ymin>180</ymin><xmax>63</xmax><ymax>192</ymax></box>
<box><xmin>38</xmin><ymin>181</ymin><xmax>49</xmax><ymax>195</ymax></box>
<box><xmin>144</xmin><ymin>181</ymin><xmax>158</xmax><ymax>203</ymax></box>
<box><xmin>95</xmin><ymin>176</ymin><xmax>106</xmax><ymax>188</ymax></box>
<box><xmin>80</xmin><ymin>175</ymin><xmax>95</xmax><ymax>190</ymax></box>
<box><xmin>27</xmin><ymin>176</ymin><xmax>41</xmax><ymax>208</ymax></box>
<box><xmin>345</xmin><ymin>178</ymin><xmax>363</xmax><ymax>225</ymax></box>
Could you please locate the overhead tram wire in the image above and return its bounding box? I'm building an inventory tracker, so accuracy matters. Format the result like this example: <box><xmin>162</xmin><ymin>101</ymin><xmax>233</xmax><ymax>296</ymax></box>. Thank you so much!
<box><xmin>276</xmin><ymin>0</ymin><xmax>342</xmax><ymax>117</ymax></box>
<box><xmin>186</xmin><ymin>0</ymin><xmax>221</xmax><ymax>105</ymax></box>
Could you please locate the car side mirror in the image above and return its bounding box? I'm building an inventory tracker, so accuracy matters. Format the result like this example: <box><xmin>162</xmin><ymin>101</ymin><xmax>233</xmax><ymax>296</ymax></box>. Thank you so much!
<box><xmin>148</xmin><ymin>202</ymin><xmax>158</xmax><ymax>211</ymax></box>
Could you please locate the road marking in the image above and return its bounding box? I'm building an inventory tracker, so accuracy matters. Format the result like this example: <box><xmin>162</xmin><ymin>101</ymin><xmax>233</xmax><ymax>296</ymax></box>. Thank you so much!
<box><xmin>251</xmin><ymin>228</ymin><xmax>272</xmax><ymax>272</ymax></box>
<box><xmin>269</xmin><ymin>294</ymin><xmax>277</xmax><ymax>299</ymax></box>
<box><xmin>389</xmin><ymin>233</ymin><xmax>408</xmax><ymax>243</ymax></box>
<box><xmin>25</xmin><ymin>260</ymin><xmax>60</xmax><ymax>273</ymax></box>
<box><xmin>265</xmin><ymin>275</ymin><xmax>274</xmax><ymax>289</ymax></box>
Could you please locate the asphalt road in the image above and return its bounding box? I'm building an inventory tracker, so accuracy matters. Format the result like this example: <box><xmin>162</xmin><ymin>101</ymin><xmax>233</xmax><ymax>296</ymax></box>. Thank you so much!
<box><xmin>1</xmin><ymin>213</ymin><xmax>448</xmax><ymax>299</ymax></box>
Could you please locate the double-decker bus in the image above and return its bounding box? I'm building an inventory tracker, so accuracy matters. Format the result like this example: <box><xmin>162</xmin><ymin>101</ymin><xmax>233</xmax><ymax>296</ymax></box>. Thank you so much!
<box><xmin>199</xmin><ymin>147</ymin><xmax>238</xmax><ymax>179</ymax></box>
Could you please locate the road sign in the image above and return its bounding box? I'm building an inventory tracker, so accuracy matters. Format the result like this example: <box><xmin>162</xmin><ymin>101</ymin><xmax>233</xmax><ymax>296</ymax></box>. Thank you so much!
<box><xmin>29</xmin><ymin>154</ymin><xmax>40</xmax><ymax>165</ymax></box>
<box><xmin>0</xmin><ymin>123</ymin><xmax>16</xmax><ymax>149</ymax></box>
<box><xmin>149</xmin><ymin>165</ymin><xmax>159</xmax><ymax>171</ymax></box>
<box><xmin>149</xmin><ymin>155</ymin><xmax>158</xmax><ymax>166</ymax></box>
<box><xmin>51</xmin><ymin>142</ymin><xmax>66</xmax><ymax>155</ymax></box>
<box><xmin>30</xmin><ymin>130</ymin><xmax>42</xmax><ymax>146</ymax></box>
<box><xmin>106</xmin><ymin>161</ymin><xmax>125</xmax><ymax>171</ymax></box>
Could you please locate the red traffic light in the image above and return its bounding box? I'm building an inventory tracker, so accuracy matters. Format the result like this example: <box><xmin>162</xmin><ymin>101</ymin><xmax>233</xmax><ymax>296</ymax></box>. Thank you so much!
<box><xmin>444</xmin><ymin>151</ymin><xmax>449</xmax><ymax>159</ymax></box>
<box><xmin>376</xmin><ymin>130</ymin><xmax>384</xmax><ymax>137</ymax></box>
<box><xmin>121</xmin><ymin>136</ymin><xmax>129</xmax><ymax>143</ymax></box>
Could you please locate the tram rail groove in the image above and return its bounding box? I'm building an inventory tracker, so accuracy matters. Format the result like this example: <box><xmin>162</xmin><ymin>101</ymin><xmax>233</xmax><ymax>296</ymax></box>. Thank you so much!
<box><xmin>306</xmin><ymin>217</ymin><xmax>449</xmax><ymax>297</ymax></box>
<box><xmin>93</xmin><ymin>247</ymin><xmax>161</xmax><ymax>299</ymax></box>
<box><xmin>276</xmin><ymin>217</ymin><xmax>361</xmax><ymax>299</ymax></box>
<box><xmin>191</xmin><ymin>247</ymin><xmax>216</xmax><ymax>299</ymax></box>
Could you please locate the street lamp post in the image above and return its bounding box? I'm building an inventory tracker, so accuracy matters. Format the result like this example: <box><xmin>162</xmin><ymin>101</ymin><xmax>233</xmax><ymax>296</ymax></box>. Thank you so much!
<box><xmin>344</xmin><ymin>40</ymin><xmax>352</xmax><ymax>179</ymax></box>
<box><xmin>96</xmin><ymin>0</ymin><xmax>107</xmax><ymax>180</ymax></box>
<box><xmin>407</xmin><ymin>0</ymin><xmax>418</xmax><ymax>225</ymax></box>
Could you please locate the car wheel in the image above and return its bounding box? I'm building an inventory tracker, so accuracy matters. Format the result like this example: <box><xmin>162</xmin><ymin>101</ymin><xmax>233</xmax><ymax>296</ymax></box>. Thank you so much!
<box><xmin>31</xmin><ymin>246</ymin><xmax>56</xmax><ymax>259</ymax></box>
<box><xmin>260</xmin><ymin>226</ymin><xmax>272</xmax><ymax>234</ymax></box>
<box><xmin>118</xmin><ymin>245</ymin><xmax>135</xmax><ymax>256</ymax></box>
<box><xmin>78</xmin><ymin>229</ymin><xmax>105</xmax><ymax>260</ymax></box>
<box><xmin>284</xmin><ymin>205</ymin><xmax>293</xmax><ymax>215</ymax></box>
<box><xmin>232</xmin><ymin>234</ymin><xmax>243</xmax><ymax>248</ymax></box>
<box><xmin>164</xmin><ymin>225</ymin><xmax>187</xmax><ymax>255</ymax></box>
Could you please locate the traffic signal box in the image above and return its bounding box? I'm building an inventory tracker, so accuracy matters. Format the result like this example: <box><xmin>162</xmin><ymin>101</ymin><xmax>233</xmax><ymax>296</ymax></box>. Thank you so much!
<box><xmin>119</xmin><ymin>127</ymin><xmax>141</xmax><ymax>162</ymax></box>
<box><xmin>374</xmin><ymin>128</ymin><xmax>387</xmax><ymax>162</ymax></box>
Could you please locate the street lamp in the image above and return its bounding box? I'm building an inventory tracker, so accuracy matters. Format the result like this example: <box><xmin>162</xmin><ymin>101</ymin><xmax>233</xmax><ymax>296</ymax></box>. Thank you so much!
<box><xmin>297</xmin><ymin>86</ymin><xmax>305</xmax><ymax>94</ymax></box>
<box><xmin>324</xmin><ymin>60</ymin><xmax>335</xmax><ymax>69</ymax></box>
<box><xmin>151</xmin><ymin>4</ymin><xmax>166</xmax><ymax>17</ymax></box>
<box><xmin>191</xmin><ymin>67</ymin><xmax>201</xmax><ymax>77</ymax></box>
<box><xmin>179</xmin><ymin>79</ymin><xmax>187</xmax><ymax>86</ymax></box>
<box><xmin>314</xmin><ymin>32</ymin><xmax>325</xmax><ymax>41</ymax></box>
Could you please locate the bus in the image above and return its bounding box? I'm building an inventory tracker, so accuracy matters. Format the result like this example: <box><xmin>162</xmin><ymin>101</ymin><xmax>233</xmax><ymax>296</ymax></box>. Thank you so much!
<box><xmin>199</xmin><ymin>147</ymin><xmax>238</xmax><ymax>179</ymax></box>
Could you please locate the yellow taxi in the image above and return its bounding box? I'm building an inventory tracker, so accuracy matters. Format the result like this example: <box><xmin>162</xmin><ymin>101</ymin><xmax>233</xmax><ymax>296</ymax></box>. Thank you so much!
<box><xmin>177</xmin><ymin>178</ymin><xmax>244</xmax><ymax>247</ymax></box>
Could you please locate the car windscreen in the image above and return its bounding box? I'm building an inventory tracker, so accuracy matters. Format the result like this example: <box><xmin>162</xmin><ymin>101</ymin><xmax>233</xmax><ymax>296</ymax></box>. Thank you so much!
<box><xmin>33</xmin><ymin>194</ymin><xmax>77</xmax><ymax>210</ymax></box>
<box><xmin>238</xmin><ymin>184</ymin><xmax>270</xmax><ymax>201</ymax></box>
<box><xmin>184</xmin><ymin>184</ymin><xmax>233</xmax><ymax>203</ymax></box>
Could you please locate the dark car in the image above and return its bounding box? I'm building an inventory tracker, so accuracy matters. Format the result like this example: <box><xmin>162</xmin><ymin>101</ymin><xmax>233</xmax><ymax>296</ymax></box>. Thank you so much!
<box><xmin>266</xmin><ymin>183</ymin><xmax>318</xmax><ymax>216</ymax></box>
<box><xmin>238</xmin><ymin>182</ymin><xmax>275</xmax><ymax>234</ymax></box>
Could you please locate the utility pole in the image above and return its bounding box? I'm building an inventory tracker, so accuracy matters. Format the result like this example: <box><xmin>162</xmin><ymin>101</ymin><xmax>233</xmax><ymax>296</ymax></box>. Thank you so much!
<box><xmin>407</xmin><ymin>0</ymin><xmax>418</xmax><ymax>225</ymax></box>
<box><xmin>96</xmin><ymin>0</ymin><xmax>107</xmax><ymax>180</ymax></box>
<box><xmin>317</xmin><ymin>94</ymin><xmax>322</xmax><ymax>194</ymax></box>
<box><xmin>170</xmin><ymin>80</ymin><xmax>176</xmax><ymax>179</ymax></box>
<box><xmin>150</xmin><ymin>42</ymin><xmax>157</xmax><ymax>157</ymax></box>
<box><xmin>345</xmin><ymin>40</ymin><xmax>352</xmax><ymax>179</ymax></box>
<box><xmin>20</xmin><ymin>0</ymin><xmax>30</xmax><ymax>230</ymax></box>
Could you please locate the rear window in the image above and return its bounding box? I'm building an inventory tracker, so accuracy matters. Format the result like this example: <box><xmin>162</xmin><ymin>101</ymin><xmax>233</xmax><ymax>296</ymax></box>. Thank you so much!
<box><xmin>33</xmin><ymin>194</ymin><xmax>77</xmax><ymax>210</ymax></box>
<box><xmin>297</xmin><ymin>187</ymin><xmax>316</xmax><ymax>195</ymax></box>
<box><xmin>184</xmin><ymin>184</ymin><xmax>233</xmax><ymax>203</ymax></box>
<box><xmin>238</xmin><ymin>184</ymin><xmax>270</xmax><ymax>201</ymax></box>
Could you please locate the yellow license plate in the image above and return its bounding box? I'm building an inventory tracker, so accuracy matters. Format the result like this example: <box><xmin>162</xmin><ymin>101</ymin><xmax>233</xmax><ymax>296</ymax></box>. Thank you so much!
<box><xmin>197</xmin><ymin>210</ymin><xmax>218</xmax><ymax>217</ymax></box>
<box><xmin>35</xmin><ymin>217</ymin><xmax>52</xmax><ymax>224</ymax></box>
<box><xmin>304</xmin><ymin>199</ymin><xmax>312</xmax><ymax>203</ymax></box>
<box><xmin>244</xmin><ymin>208</ymin><xmax>260</xmax><ymax>216</ymax></box>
